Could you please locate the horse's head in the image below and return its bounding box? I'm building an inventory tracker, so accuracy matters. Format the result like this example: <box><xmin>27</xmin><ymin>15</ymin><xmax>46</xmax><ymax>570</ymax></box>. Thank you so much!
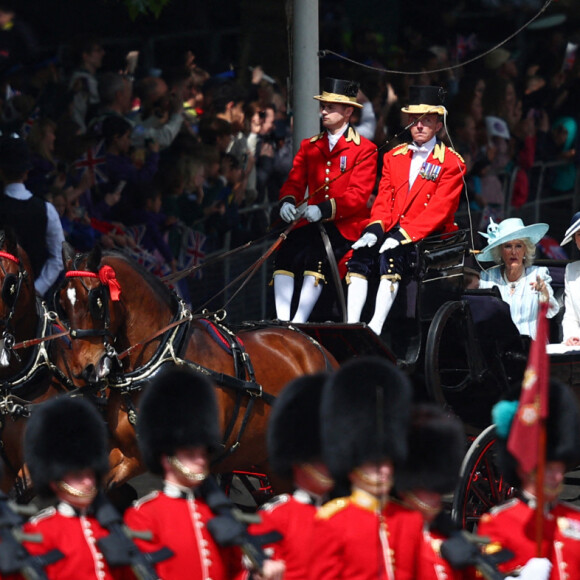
<box><xmin>57</xmin><ymin>243</ymin><xmax>125</xmax><ymax>384</ymax></box>
<box><xmin>0</xmin><ymin>229</ymin><xmax>36</xmax><ymax>367</ymax></box>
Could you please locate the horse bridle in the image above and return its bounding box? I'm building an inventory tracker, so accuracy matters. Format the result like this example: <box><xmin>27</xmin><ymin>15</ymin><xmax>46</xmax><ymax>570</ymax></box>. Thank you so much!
<box><xmin>0</xmin><ymin>250</ymin><xmax>27</xmax><ymax>358</ymax></box>
<box><xmin>59</xmin><ymin>264</ymin><xmax>123</xmax><ymax>375</ymax></box>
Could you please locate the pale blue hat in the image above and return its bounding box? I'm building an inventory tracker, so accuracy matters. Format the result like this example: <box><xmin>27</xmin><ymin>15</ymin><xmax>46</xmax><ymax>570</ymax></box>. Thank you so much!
<box><xmin>477</xmin><ymin>218</ymin><xmax>548</xmax><ymax>262</ymax></box>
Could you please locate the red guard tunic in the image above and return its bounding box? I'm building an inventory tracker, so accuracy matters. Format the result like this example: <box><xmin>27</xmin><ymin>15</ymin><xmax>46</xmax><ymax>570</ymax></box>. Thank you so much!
<box><xmin>124</xmin><ymin>486</ymin><xmax>245</xmax><ymax>580</ymax></box>
<box><xmin>476</xmin><ymin>497</ymin><xmax>580</xmax><ymax>579</ymax></box>
<box><xmin>420</xmin><ymin>527</ymin><xmax>464</xmax><ymax>580</ymax></box>
<box><xmin>307</xmin><ymin>489</ymin><xmax>425</xmax><ymax>580</ymax></box>
<box><xmin>368</xmin><ymin>141</ymin><xmax>465</xmax><ymax>243</ymax></box>
<box><xmin>248</xmin><ymin>489</ymin><xmax>320</xmax><ymax>580</ymax></box>
<box><xmin>279</xmin><ymin>126</ymin><xmax>377</xmax><ymax>242</ymax></box>
<box><xmin>21</xmin><ymin>502</ymin><xmax>125</xmax><ymax>580</ymax></box>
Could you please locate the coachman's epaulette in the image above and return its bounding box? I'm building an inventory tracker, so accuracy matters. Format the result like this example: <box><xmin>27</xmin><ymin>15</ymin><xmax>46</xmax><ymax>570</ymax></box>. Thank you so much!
<box><xmin>310</xmin><ymin>132</ymin><xmax>325</xmax><ymax>143</ymax></box>
<box><xmin>391</xmin><ymin>143</ymin><xmax>409</xmax><ymax>156</ymax></box>
<box><xmin>344</xmin><ymin>126</ymin><xmax>361</xmax><ymax>145</ymax></box>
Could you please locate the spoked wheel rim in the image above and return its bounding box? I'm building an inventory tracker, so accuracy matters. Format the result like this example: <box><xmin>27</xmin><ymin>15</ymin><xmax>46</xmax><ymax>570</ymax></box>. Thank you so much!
<box><xmin>451</xmin><ymin>425</ymin><xmax>516</xmax><ymax>531</ymax></box>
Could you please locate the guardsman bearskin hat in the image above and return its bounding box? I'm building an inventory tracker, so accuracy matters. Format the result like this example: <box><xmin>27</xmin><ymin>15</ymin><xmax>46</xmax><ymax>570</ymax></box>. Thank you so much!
<box><xmin>267</xmin><ymin>372</ymin><xmax>328</xmax><ymax>480</ymax></box>
<box><xmin>137</xmin><ymin>366</ymin><xmax>220</xmax><ymax>476</ymax></box>
<box><xmin>313</xmin><ymin>77</ymin><xmax>363</xmax><ymax>109</ymax></box>
<box><xmin>401</xmin><ymin>85</ymin><xmax>447</xmax><ymax>116</ymax></box>
<box><xmin>396</xmin><ymin>404</ymin><xmax>465</xmax><ymax>494</ymax></box>
<box><xmin>321</xmin><ymin>357</ymin><xmax>412</xmax><ymax>481</ymax></box>
<box><xmin>25</xmin><ymin>396</ymin><xmax>109</xmax><ymax>498</ymax></box>
<box><xmin>493</xmin><ymin>380</ymin><xmax>580</xmax><ymax>487</ymax></box>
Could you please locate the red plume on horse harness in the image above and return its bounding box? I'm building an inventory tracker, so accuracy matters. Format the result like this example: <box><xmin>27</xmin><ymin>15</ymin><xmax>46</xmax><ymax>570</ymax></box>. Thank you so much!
<box><xmin>65</xmin><ymin>266</ymin><xmax>122</xmax><ymax>302</ymax></box>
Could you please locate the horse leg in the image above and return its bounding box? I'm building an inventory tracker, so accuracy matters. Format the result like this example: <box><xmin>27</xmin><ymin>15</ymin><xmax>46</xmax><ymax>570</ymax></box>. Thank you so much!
<box><xmin>104</xmin><ymin>391</ymin><xmax>145</xmax><ymax>489</ymax></box>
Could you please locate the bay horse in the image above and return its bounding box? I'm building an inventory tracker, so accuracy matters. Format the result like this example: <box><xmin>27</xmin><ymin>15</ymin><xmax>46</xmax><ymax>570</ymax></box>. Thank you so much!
<box><xmin>0</xmin><ymin>230</ymin><xmax>71</xmax><ymax>497</ymax></box>
<box><xmin>57</xmin><ymin>243</ymin><xmax>337</xmax><ymax>490</ymax></box>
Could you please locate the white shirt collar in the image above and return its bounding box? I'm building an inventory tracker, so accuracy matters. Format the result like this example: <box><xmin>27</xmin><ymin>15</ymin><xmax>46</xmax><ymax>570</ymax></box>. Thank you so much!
<box><xmin>4</xmin><ymin>182</ymin><xmax>32</xmax><ymax>200</ymax></box>
<box><xmin>408</xmin><ymin>136</ymin><xmax>437</xmax><ymax>154</ymax></box>
<box><xmin>327</xmin><ymin>124</ymin><xmax>349</xmax><ymax>151</ymax></box>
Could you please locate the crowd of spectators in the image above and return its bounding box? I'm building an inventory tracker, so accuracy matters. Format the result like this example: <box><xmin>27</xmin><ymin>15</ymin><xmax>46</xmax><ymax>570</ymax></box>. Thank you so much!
<box><xmin>0</xmin><ymin>1</ymin><xmax>578</xmax><ymax>302</ymax></box>
<box><xmin>0</xmin><ymin>5</ymin><xmax>294</xmax><ymax>299</ymax></box>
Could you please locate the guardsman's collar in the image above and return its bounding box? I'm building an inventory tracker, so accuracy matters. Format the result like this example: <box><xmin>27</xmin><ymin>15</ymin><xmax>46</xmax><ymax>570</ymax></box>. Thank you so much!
<box><xmin>351</xmin><ymin>487</ymin><xmax>384</xmax><ymax>512</ymax></box>
<box><xmin>293</xmin><ymin>487</ymin><xmax>325</xmax><ymax>507</ymax></box>
<box><xmin>164</xmin><ymin>480</ymin><xmax>196</xmax><ymax>500</ymax></box>
<box><xmin>57</xmin><ymin>501</ymin><xmax>92</xmax><ymax>518</ymax></box>
<box><xmin>520</xmin><ymin>490</ymin><xmax>557</xmax><ymax>513</ymax></box>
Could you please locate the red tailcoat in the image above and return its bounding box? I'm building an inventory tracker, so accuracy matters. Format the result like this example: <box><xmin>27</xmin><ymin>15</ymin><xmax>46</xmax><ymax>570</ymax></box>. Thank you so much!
<box><xmin>124</xmin><ymin>489</ymin><xmax>244</xmax><ymax>580</ymax></box>
<box><xmin>280</xmin><ymin>126</ymin><xmax>377</xmax><ymax>242</ymax></box>
<box><xmin>21</xmin><ymin>503</ymin><xmax>127</xmax><ymax>580</ymax></box>
<box><xmin>476</xmin><ymin>497</ymin><xmax>580</xmax><ymax>579</ymax></box>
<box><xmin>249</xmin><ymin>490</ymin><xmax>319</xmax><ymax>580</ymax></box>
<box><xmin>368</xmin><ymin>142</ymin><xmax>465</xmax><ymax>243</ymax></box>
<box><xmin>307</xmin><ymin>490</ymin><xmax>425</xmax><ymax>580</ymax></box>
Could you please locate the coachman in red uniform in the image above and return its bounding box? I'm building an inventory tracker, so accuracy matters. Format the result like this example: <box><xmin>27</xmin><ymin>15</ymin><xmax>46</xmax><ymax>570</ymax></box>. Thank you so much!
<box><xmin>347</xmin><ymin>85</ymin><xmax>466</xmax><ymax>335</ymax></box>
<box><xmin>249</xmin><ymin>372</ymin><xmax>334</xmax><ymax>580</ymax></box>
<box><xmin>123</xmin><ymin>366</ymin><xmax>285</xmax><ymax>580</ymax></box>
<box><xmin>475</xmin><ymin>380</ymin><xmax>580</xmax><ymax>580</ymax></box>
<box><xmin>273</xmin><ymin>77</ymin><xmax>377</xmax><ymax>323</ymax></box>
<box><xmin>308</xmin><ymin>357</ymin><xmax>425</xmax><ymax>580</ymax></box>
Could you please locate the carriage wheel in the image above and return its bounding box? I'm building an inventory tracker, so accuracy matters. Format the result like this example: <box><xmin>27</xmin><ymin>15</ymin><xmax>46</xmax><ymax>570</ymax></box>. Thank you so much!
<box><xmin>425</xmin><ymin>300</ymin><xmax>498</xmax><ymax>426</ymax></box>
<box><xmin>425</xmin><ymin>300</ymin><xmax>478</xmax><ymax>406</ymax></box>
<box><xmin>451</xmin><ymin>425</ymin><xmax>516</xmax><ymax>531</ymax></box>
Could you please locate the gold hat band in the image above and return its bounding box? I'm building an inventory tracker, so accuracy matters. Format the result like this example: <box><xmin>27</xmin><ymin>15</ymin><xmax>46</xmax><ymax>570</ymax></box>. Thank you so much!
<box><xmin>313</xmin><ymin>91</ymin><xmax>363</xmax><ymax>109</ymax></box>
<box><xmin>401</xmin><ymin>104</ymin><xmax>446</xmax><ymax>115</ymax></box>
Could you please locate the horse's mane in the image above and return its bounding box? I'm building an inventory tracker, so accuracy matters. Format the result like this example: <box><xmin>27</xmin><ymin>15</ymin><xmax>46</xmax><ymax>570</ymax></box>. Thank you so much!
<box><xmin>101</xmin><ymin>250</ymin><xmax>175</xmax><ymax>310</ymax></box>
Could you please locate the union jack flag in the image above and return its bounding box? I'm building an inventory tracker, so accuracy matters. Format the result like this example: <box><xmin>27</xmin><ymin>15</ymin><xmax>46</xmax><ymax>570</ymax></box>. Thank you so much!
<box><xmin>537</xmin><ymin>236</ymin><xmax>568</xmax><ymax>261</ymax></box>
<box><xmin>73</xmin><ymin>140</ymin><xmax>108</xmax><ymax>187</ymax></box>
<box><xmin>125</xmin><ymin>224</ymin><xmax>146</xmax><ymax>246</ymax></box>
<box><xmin>21</xmin><ymin>108</ymin><xmax>40</xmax><ymax>137</ymax></box>
<box><xmin>455</xmin><ymin>34</ymin><xmax>477</xmax><ymax>61</ymax></box>
<box><xmin>179</xmin><ymin>227</ymin><xmax>206</xmax><ymax>280</ymax></box>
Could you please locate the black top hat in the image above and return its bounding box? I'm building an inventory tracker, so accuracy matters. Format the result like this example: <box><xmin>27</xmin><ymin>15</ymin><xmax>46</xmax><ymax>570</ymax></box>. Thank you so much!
<box><xmin>0</xmin><ymin>136</ymin><xmax>32</xmax><ymax>174</ymax></box>
<box><xmin>136</xmin><ymin>366</ymin><xmax>220</xmax><ymax>476</ymax></box>
<box><xmin>396</xmin><ymin>404</ymin><xmax>464</xmax><ymax>494</ymax></box>
<box><xmin>24</xmin><ymin>397</ymin><xmax>110</xmax><ymax>498</ymax></box>
<box><xmin>313</xmin><ymin>77</ymin><xmax>363</xmax><ymax>109</ymax></box>
<box><xmin>493</xmin><ymin>380</ymin><xmax>580</xmax><ymax>487</ymax></box>
<box><xmin>401</xmin><ymin>85</ymin><xmax>447</xmax><ymax>115</ymax></box>
<box><xmin>267</xmin><ymin>372</ymin><xmax>328</xmax><ymax>479</ymax></box>
<box><xmin>321</xmin><ymin>357</ymin><xmax>412</xmax><ymax>481</ymax></box>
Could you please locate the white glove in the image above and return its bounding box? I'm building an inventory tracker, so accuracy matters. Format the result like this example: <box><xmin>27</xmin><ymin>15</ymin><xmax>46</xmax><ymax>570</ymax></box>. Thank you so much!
<box><xmin>506</xmin><ymin>558</ymin><xmax>552</xmax><ymax>580</ymax></box>
<box><xmin>304</xmin><ymin>205</ymin><xmax>322</xmax><ymax>223</ymax></box>
<box><xmin>351</xmin><ymin>232</ymin><xmax>378</xmax><ymax>250</ymax></box>
<box><xmin>379</xmin><ymin>237</ymin><xmax>400</xmax><ymax>253</ymax></box>
<box><xmin>280</xmin><ymin>202</ymin><xmax>298</xmax><ymax>223</ymax></box>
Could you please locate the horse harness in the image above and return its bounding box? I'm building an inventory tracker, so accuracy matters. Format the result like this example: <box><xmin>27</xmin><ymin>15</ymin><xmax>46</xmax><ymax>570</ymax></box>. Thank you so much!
<box><xmin>61</xmin><ymin>265</ymin><xmax>277</xmax><ymax>461</ymax></box>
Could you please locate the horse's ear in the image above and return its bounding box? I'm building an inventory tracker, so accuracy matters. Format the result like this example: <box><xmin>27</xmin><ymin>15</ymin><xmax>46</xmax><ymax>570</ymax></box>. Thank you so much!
<box><xmin>62</xmin><ymin>241</ymin><xmax>76</xmax><ymax>270</ymax></box>
<box><xmin>2</xmin><ymin>227</ymin><xmax>18</xmax><ymax>255</ymax></box>
<box><xmin>87</xmin><ymin>244</ymin><xmax>102</xmax><ymax>272</ymax></box>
